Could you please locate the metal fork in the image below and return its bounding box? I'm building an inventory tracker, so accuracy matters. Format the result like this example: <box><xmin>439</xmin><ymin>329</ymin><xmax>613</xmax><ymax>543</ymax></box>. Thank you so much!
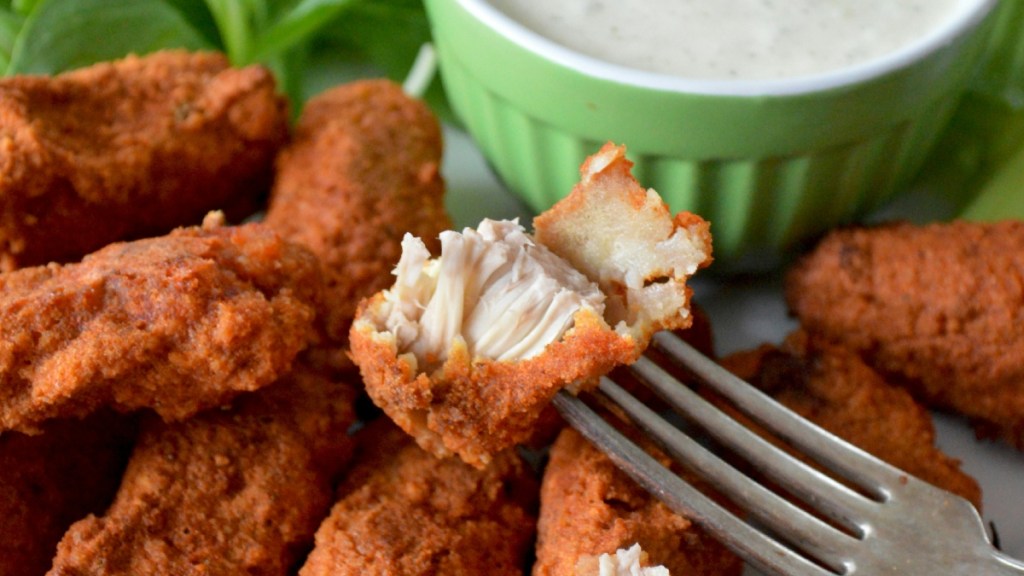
<box><xmin>552</xmin><ymin>331</ymin><xmax>1024</xmax><ymax>576</ymax></box>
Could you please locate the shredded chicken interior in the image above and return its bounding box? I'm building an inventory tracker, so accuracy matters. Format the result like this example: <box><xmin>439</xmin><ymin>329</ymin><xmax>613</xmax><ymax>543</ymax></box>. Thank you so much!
<box><xmin>383</xmin><ymin>219</ymin><xmax>605</xmax><ymax>363</ymax></box>
<box><xmin>575</xmin><ymin>544</ymin><xmax>670</xmax><ymax>576</ymax></box>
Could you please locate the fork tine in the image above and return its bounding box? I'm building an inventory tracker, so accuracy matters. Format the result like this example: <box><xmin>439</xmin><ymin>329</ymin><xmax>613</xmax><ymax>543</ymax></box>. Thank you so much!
<box><xmin>628</xmin><ymin>353</ymin><xmax>875</xmax><ymax>532</ymax></box>
<box><xmin>597</xmin><ymin>378</ymin><xmax>856</xmax><ymax>572</ymax></box>
<box><xmin>651</xmin><ymin>331</ymin><xmax>907</xmax><ymax>494</ymax></box>
<box><xmin>553</xmin><ymin>390</ymin><xmax>837</xmax><ymax>576</ymax></box>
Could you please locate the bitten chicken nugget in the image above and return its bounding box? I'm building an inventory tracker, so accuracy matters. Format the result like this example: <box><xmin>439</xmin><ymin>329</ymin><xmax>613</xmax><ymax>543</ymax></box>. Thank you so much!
<box><xmin>0</xmin><ymin>413</ymin><xmax>136</xmax><ymax>576</ymax></box>
<box><xmin>48</xmin><ymin>367</ymin><xmax>358</xmax><ymax>576</ymax></box>
<box><xmin>785</xmin><ymin>220</ymin><xmax>1024</xmax><ymax>449</ymax></box>
<box><xmin>266</xmin><ymin>79</ymin><xmax>449</xmax><ymax>371</ymax></box>
<box><xmin>0</xmin><ymin>214</ymin><xmax>322</xmax><ymax>434</ymax></box>
<box><xmin>0</xmin><ymin>50</ymin><xmax>289</xmax><ymax>271</ymax></box>
<box><xmin>350</xmin><ymin>143</ymin><xmax>712</xmax><ymax>467</ymax></box>
<box><xmin>533</xmin><ymin>426</ymin><xmax>742</xmax><ymax>576</ymax></box>
<box><xmin>721</xmin><ymin>330</ymin><xmax>982</xmax><ymax>508</ymax></box>
<box><xmin>299</xmin><ymin>420</ymin><xmax>538</xmax><ymax>576</ymax></box>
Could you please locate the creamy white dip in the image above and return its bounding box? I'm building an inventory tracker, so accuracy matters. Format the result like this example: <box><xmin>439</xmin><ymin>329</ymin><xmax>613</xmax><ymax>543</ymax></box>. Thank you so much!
<box><xmin>488</xmin><ymin>0</ymin><xmax>970</xmax><ymax>80</ymax></box>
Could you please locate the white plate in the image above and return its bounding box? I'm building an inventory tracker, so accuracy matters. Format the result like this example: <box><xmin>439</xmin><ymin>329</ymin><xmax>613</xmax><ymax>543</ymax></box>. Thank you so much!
<box><xmin>441</xmin><ymin>125</ymin><xmax>1024</xmax><ymax>569</ymax></box>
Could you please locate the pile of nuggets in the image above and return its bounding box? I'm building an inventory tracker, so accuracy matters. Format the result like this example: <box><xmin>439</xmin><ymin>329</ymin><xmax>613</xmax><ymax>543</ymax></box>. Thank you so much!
<box><xmin>0</xmin><ymin>49</ymin><xmax>1010</xmax><ymax>575</ymax></box>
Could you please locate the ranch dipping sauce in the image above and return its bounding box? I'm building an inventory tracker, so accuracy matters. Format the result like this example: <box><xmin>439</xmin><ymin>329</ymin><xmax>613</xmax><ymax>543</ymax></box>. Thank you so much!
<box><xmin>488</xmin><ymin>0</ymin><xmax>968</xmax><ymax>81</ymax></box>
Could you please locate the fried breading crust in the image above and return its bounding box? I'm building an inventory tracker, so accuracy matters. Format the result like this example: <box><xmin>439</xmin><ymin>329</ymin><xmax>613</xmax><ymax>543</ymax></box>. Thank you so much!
<box><xmin>0</xmin><ymin>413</ymin><xmax>136</xmax><ymax>576</ymax></box>
<box><xmin>266</xmin><ymin>79</ymin><xmax>449</xmax><ymax>370</ymax></box>
<box><xmin>722</xmin><ymin>331</ymin><xmax>982</xmax><ymax>508</ymax></box>
<box><xmin>785</xmin><ymin>221</ymin><xmax>1024</xmax><ymax>449</ymax></box>
<box><xmin>0</xmin><ymin>50</ymin><xmax>288</xmax><ymax>272</ymax></box>
<box><xmin>0</xmin><ymin>217</ymin><xmax>322</xmax><ymax>434</ymax></box>
<box><xmin>533</xmin><ymin>427</ymin><xmax>742</xmax><ymax>576</ymax></box>
<box><xmin>352</xmin><ymin>302</ymin><xmax>637</xmax><ymax>467</ymax></box>
<box><xmin>299</xmin><ymin>420</ymin><xmax>538</xmax><ymax>576</ymax></box>
<box><xmin>48</xmin><ymin>368</ymin><xmax>358</xmax><ymax>576</ymax></box>
<box><xmin>350</xmin><ymin>144</ymin><xmax>711</xmax><ymax>468</ymax></box>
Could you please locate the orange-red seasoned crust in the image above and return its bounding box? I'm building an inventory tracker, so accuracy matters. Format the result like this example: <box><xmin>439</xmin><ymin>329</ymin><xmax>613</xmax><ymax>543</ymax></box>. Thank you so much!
<box><xmin>721</xmin><ymin>331</ymin><xmax>982</xmax><ymax>509</ymax></box>
<box><xmin>266</xmin><ymin>79</ymin><xmax>449</xmax><ymax>370</ymax></box>
<box><xmin>351</xmin><ymin>300</ymin><xmax>636</xmax><ymax>466</ymax></box>
<box><xmin>350</xmin><ymin>144</ymin><xmax>712</xmax><ymax>467</ymax></box>
<box><xmin>48</xmin><ymin>368</ymin><xmax>358</xmax><ymax>576</ymax></box>
<box><xmin>533</xmin><ymin>427</ymin><xmax>742</xmax><ymax>576</ymax></box>
<box><xmin>0</xmin><ymin>216</ymin><xmax>323</xmax><ymax>434</ymax></box>
<box><xmin>299</xmin><ymin>421</ymin><xmax>538</xmax><ymax>576</ymax></box>
<box><xmin>786</xmin><ymin>220</ymin><xmax>1024</xmax><ymax>450</ymax></box>
<box><xmin>0</xmin><ymin>413</ymin><xmax>135</xmax><ymax>576</ymax></box>
<box><xmin>0</xmin><ymin>50</ymin><xmax>288</xmax><ymax>271</ymax></box>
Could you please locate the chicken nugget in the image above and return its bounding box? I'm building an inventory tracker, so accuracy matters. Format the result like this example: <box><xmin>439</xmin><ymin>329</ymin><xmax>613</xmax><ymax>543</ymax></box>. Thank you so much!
<box><xmin>266</xmin><ymin>79</ymin><xmax>449</xmax><ymax>371</ymax></box>
<box><xmin>721</xmin><ymin>330</ymin><xmax>982</xmax><ymax>508</ymax></box>
<box><xmin>299</xmin><ymin>420</ymin><xmax>538</xmax><ymax>576</ymax></box>
<box><xmin>48</xmin><ymin>367</ymin><xmax>358</xmax><ymax>576</ymax></box>
<box><xmin>0</xmin><ymin>214</ymin><xmax>322</xmax><ymax>434</ymax></box>
<box><xmin>533</xmin><ymin>426</ymin><xmax>742</xmax><ymax>576</ymax></box>
<box><xmin>0</xmin><ymin>50</ymin><xmax>288</xmax><ymax>271</ymax></box>
<box><xmin>785</xmin><ymin>220</ymin><xmax>1024</xmax><ymax>449</ymax></box>
<box><xmin>0</xmin><ymin>413</ymin><xmax>136</xmax><ymax>576</ymax></box>
<box><xmin>350</xmin><ymin>143</ymin><xmax>712</xmax><ymax>467</ymax></box>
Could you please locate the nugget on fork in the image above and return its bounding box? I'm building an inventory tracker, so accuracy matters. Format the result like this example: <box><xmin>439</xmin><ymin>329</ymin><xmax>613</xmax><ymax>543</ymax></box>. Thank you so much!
<box><xmin>350</xmin><ymin>143</ymin><xmax>712</xmax><ymax>467</ymax></box>
<box><xmin>0</xmin><ymin>214</ymin><xmax>322</xmax><ymax>434</ymax></box>
<box><xmin>0</xmin><ymin>50</ymin><xmax>288</xmax><ymax>271</ymax></box>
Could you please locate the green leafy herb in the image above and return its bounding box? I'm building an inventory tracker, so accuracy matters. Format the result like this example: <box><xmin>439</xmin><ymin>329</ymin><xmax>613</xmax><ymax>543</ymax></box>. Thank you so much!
<box><xmin>0</xmin><ymin>0</ymin><xmax>445</xmax><ymax>115</ymax></box>
<box><xmin>6</xmin><ymin>0</ymin><xmax>209</xmax><ymax>75</ymax></box>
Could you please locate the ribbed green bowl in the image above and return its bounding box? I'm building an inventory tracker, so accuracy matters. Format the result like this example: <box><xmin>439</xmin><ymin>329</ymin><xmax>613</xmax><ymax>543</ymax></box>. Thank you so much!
<box><xmin>426</xmin><ymin>0</ymin><xmax>1000</xmax><ymax>272</ymax></box>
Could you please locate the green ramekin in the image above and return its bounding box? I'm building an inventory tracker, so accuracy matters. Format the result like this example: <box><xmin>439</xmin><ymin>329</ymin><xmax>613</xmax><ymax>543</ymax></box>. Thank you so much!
<box><xmin>425</xmin><ymin>0</ymin><xmax>1000</xmax><ymax>272</ymax></box>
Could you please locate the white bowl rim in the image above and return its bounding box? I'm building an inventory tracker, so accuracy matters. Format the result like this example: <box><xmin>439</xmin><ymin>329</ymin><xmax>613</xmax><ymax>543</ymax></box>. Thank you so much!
<box><xmin>453</xmin><ymin>0</ymin><xmax>999</xmax><ymax>97</ymax></box>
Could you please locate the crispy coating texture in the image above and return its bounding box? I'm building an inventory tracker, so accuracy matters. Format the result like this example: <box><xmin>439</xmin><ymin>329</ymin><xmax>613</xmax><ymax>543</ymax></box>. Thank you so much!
<box><xmin>299</xmin><ymin>421</ymin><xmax>538</xmax><ymax>576</ymax></box>
<box><xmin>352</xmin><ymin>304</ymin><xmax>636</xmax><ymax>468</ymax></box>
<box><xmin>266</xmin><ymin>79</ymin><xmax>449</xmax><ymax>370</ymax></box>
<box><xmin>721</xmin><ymin>331</ymin><xmax>982</xmax><ymax>508</ymax></box>
<box><xmin>48</xmin><ymin>368</ymin><xmax>358</xmax><ymax>576</ymax></box>
<box><xmin>0</xmin><ymin>413</ymin><xmax>136</xmax><ymax>576</ymax></box>
<box><xmin>533</xmin><ymin>426</ymin><xmax>742</xmax><ymax>576</ymax></box>
<box><xmin>0</xmin><ymin>50</ymin><xmax>289</xmax><ymax>271</ymax></box>
<box><xmin>786</xmin><ymin>221</ymin><xmax>1024</xmax><ymax>449</ymax></box>
<box><xmin>350</xmin><ymin>144</ymin><xmax>711</xmax><ymax>467</ymax></box>
<box><xmin>0</xmin><ymin>218</ymin><xmax>323</xmax><ymax>434</ymax></box>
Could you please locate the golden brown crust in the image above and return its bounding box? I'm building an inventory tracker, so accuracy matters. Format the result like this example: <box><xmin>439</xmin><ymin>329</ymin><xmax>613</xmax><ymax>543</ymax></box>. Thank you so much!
<box><xmin>349</xmin><ymin>143</ymin><xmax>711</xmax><ymax>468</ymax></box>
<box><xmin>721</xmin><ymin>331</ymin><xmax>982</xmax><ymax>508</ymax></box>
<box><xmin>266</xmin><ymin>79</ymin><xmax>449</xmax><ymax>371</ymax></box>
<box><xmin>299</xmin><ymin>420</ymin><xmax>538</xmax><ymax>576</ymax></box>
<box><xmin>48</xmin><ymin>368</ymin><xmax>358</xmax><ymax>576</ymax></box>
<box><xmin>0</xmin><ymin>50</ymin><xmax>288</xmax><ymax>271</ymax></box>
<box><xmin>786</xmin><ymin>220</ymin><xmax>1024</xmax><ymax>449</ymax></box>
<box><xmin>533</xmin><ymin>427</ymin><xmax>742</xmax><ymax>576</ymax></box>
<box><xmin>0</xmin><ymin>413</ymin><xmax>136</xmax><ymax>576</ymax></box>
<box><xmin>352</xmin><ymin>300</ymin><xmax>636</xmax><ymax>467</ymax></box>
<box><xmin>0</xmin><ymin>220</ymin><xmax>323</xmax><ymax>434</ymax></box>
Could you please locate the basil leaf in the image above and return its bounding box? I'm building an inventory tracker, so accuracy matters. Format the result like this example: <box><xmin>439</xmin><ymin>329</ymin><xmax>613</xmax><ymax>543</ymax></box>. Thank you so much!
<box><xmin>248</xmin><ymin>0</ymin><xmax>354</xmax><ymax>63</ymax></box>
<box><xmin>162</xmin><ymin>0</ymin><xmax>222</xmax><ymax>46</ymax></box>
<box><xmin>203</xmin><ymin>0</ymin><xmax>255</xmax><ymax>62</ymax></box>
<box><xmin>11</xmin><ymin>0</ymin><xmax>40</xmax><ymax>15</ymax></box>
<box><xmin>321</xmin><ymin>0</ymin><xmax>451</xmax><ymax>120</ymax></box>
<box><xmin>0</xmin><ymin>9</ymin><xmax>23</xmax><ymax>71</ymax></box>
<box><xmin>7</xmin><ymin>0</ymin><xmax>210</xmax><ymax>75</ymax></box>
